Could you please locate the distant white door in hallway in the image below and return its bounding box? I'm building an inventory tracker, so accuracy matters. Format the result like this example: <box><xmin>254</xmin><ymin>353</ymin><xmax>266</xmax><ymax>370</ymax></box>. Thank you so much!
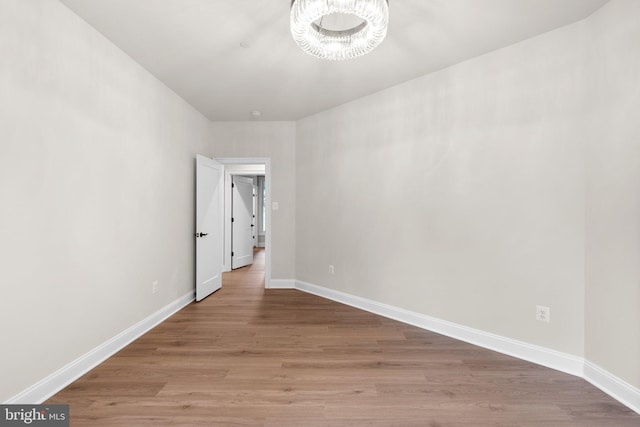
<box><xmin>231</xmin><ymin>175</ymin><xmax>254</xmax><ymax>269</ymax></box>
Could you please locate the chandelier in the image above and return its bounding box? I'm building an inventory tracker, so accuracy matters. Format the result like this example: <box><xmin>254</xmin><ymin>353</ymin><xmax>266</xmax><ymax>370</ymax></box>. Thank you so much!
<box><xmin>290</xmin><ymin>0</ymin><xmax>389</xmax><ymax>61</ymax></box>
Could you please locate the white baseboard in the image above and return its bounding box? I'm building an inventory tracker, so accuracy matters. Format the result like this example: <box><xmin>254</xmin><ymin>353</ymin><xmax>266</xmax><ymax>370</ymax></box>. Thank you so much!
<box><xmin>295</xmin><ymin>280</ymin><xmax>583</xmax><ymax>377</ymax></box>
<box><xmin>584</xmin><ymin>361</ymin><xmax>640</xmax><ymax>415</ymax></box>
<box><xmin>295</xmin><ymin>280</ymin><xmax>640</xmax><ymax>415</ymax></box>
<box><xmin>5</xmin><ymin>292</ymin><xmax>194</xmax><ymax>404</ymax></box>
<box><xmin>7</xmin><ymin>281</ymin><xmax>639</xmax><ymax>416</ymax></box>
<box><xmin>269</xmin><ymin>279</ymin><xmax>296</xmax><ymax>289</ymax></box>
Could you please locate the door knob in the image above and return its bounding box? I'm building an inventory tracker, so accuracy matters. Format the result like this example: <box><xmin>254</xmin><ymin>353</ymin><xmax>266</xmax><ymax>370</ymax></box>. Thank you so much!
<box><xmin>195</xmin><ymin>232</ymin><xmax>209</xmax><ymax>238</ymax></box>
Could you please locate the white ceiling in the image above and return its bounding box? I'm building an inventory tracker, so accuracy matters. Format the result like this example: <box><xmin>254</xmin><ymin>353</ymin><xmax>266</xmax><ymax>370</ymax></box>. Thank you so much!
<box><xmin>58</xmin><ymin>0</ymin><xmax>608</xmax><ymax>121</ymax></box>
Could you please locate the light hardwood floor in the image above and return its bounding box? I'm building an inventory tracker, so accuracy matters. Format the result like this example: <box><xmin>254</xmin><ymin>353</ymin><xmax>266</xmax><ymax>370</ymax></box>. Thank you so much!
<box><xmin>48</xmin><ymin>248</ymin><xmax>639</xmax><ymax>426</ymax></box>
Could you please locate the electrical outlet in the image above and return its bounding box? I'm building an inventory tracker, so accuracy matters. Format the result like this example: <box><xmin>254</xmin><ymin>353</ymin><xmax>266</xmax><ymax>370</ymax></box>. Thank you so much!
<box><xmin>329</xmin><ymin>265</ymin><xmax>335</xmax><ymax>275</ymax></box>
<box><xmin>152</xmin><ymin>281</ymin><xmax>159</xmax><ymax>294</ymax></box>
<box><xmin>536</xmin><ymin>305</ymin><xmax>550</xmax><ymax>323</ymax></box>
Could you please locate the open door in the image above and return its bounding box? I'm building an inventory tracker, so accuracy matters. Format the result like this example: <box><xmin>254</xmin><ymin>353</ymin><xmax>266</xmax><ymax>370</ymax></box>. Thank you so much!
<box><xmin>195</xmin><ymin>155</ymin><xmax>223</xmax><ymax>301</ymax></box>
<box><xmin>252</xmin><ymin>183</ymin><xmax>258</xmax><ymax>249</ymax></box>
<box><xmin>231</xmin><ymin>175</ymin><xmax>254</xmax><ymax>269</ymax></box>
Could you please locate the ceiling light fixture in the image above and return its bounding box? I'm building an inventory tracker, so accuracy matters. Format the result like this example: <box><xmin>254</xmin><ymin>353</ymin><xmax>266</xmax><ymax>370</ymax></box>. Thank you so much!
<box><xmin>290</xmin><ymin>0</ymin><xmax>389</xmax><ymax>61</ymax></box>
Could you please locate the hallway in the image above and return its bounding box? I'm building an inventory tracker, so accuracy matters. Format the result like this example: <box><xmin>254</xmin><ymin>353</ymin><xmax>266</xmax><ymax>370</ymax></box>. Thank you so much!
<box><xmin>223</xmin><ymin>247</ymin><xmax>266</xmax><ymax>290</ymax></box>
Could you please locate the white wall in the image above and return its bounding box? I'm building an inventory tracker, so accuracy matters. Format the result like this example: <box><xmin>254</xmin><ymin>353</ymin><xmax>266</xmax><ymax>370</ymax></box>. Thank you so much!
<box><xmin>296</xmin><ymin>17</ymin><xmax>589</xmax><ymax>356</ymax></box>
<box><xmin>296</xmin><ymin>0</ymin><xmax>640</xmax><ymax>391</ymax></box>
<box><xmin>0</xmin><ymin>0</ymin><xmax>212</xmax><ymax>402</ymax></box>
<box><xmin>585</xmin><ymin>0</ymin><xmax>640</xmax><ymax>389</ymax></box>
<box><xmin>210</xmin><ymin>122</ymin><xmax>296</xmax><ymax>280</ymax></box>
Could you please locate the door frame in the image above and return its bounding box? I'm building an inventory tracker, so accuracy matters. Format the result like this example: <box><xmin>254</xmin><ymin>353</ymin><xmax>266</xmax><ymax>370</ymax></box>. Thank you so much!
<box><xmin>216</xmin><ymin>157</ymin><xmax>272</xmax><ymax>289</ymax></box>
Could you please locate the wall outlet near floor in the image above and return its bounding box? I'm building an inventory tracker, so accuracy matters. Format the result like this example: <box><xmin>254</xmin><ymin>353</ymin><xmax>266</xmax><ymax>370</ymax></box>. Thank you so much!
<box><xmin>536</xmin><ymin>305</ymin><xmax>550</xmax><ymax>322</ymax></box>
<box><xmin>152</xmin><ymin>280</ymin><xmax>159</xmax><ymax>294</ymax></box>
<box><xmin>329</xmin><ymin>265</ymin><xmax>335</xmax><ymax>275</ymax></box>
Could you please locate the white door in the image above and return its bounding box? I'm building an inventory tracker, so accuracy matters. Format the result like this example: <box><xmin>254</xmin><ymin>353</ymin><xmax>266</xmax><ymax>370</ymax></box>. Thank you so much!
<box><xmin>252</xmin><ymin>184</ymin><xmax>258</xmax><ymax>248</ymax></box>
<box><xmin>231</xmin><ymin>176</ymin><xmax>254</xmax><ymax>269</ymax></box>
<box><xmin>195</xmin><ymin>155</ymin><xmax>223</xmax><ymax>302</ymax></box>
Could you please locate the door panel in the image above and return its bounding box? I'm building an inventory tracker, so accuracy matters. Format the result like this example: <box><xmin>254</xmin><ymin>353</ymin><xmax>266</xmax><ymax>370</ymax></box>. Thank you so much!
<box><xmin>231</xmin><ymin>176</ymin><xmax>254</xmax><ymax>269</ymax></box>
<box><xmin>252</xmin><ymin>184</ymin><xmax>257</xmax><ymax>248</ymax></box>
<box><xmin>195</xmin><ymin>155</ymin><xmax>223</xmax><ymax>301</ymax></box>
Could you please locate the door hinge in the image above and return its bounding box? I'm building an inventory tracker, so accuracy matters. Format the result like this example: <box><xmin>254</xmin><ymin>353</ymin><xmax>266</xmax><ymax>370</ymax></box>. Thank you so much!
<box><xmin>232</xmin><ymin>183</ymin><xmax>235</xmax><ymax>188</ymax></box>
<box><xmin>231</xmin><ymin>217</ymin><xmax>234</xmax><ymax>223</ymax></box>
<box><xmin>231</xmin><ymin>251</ymin><xmax>234</xmax><ymax>257</ymax></box>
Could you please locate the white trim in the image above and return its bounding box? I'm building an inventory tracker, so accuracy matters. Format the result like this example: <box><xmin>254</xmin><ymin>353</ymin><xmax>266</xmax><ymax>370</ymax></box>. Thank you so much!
<box><xmin>7</xmin><ymin>279</ymin><xmax>639</xmax><ymax>416</ymax></box>
<box><xmin>269</xmin><ymin>279</ymin><xmax>296</xmax><ymax>289</ymax></box>
<box><xmin>584</xmin><ymin>361</ymin><xmax>640</xmax><ymax>415</ymax></box>
<box><xmin>215</xmin><ymin>157</ymin><xmax>271</xmax><ymax>289</ymax></box>
<box><xmin>295</xmin><ymin>280</ymin><xmax>583</xmax><ymax>377</ymax></box>
<box><xmin>294</xmin><ymin>280</ymin><xmax>640</xmax><ymax>414</ymax></box>
<box><xmin>5</xmin><ymin>292</ymin><xmax>194</xmax><ymax>404</ymax></box>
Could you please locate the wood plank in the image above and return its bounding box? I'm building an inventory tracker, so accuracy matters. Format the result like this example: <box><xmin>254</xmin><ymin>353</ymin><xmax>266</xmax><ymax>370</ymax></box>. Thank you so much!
<box><xmin>47</xmin><ymin>248</ymin><xmax>640</xmax><ymax>426</ymax></box>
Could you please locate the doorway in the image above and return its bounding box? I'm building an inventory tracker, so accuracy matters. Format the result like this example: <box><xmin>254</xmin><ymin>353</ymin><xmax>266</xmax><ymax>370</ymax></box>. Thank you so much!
<box><xmin>216</xmin><ymin>157</ymin><xmax>272</xmax><ymax>289</ymax></box>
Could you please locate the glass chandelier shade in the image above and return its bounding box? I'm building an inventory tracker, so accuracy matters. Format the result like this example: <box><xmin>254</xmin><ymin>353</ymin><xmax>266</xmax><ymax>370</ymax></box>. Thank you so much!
<box><xmin>290</xmin><ymin>0</ymin><xmax>389</xmax><ymax>61</ymax></box>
